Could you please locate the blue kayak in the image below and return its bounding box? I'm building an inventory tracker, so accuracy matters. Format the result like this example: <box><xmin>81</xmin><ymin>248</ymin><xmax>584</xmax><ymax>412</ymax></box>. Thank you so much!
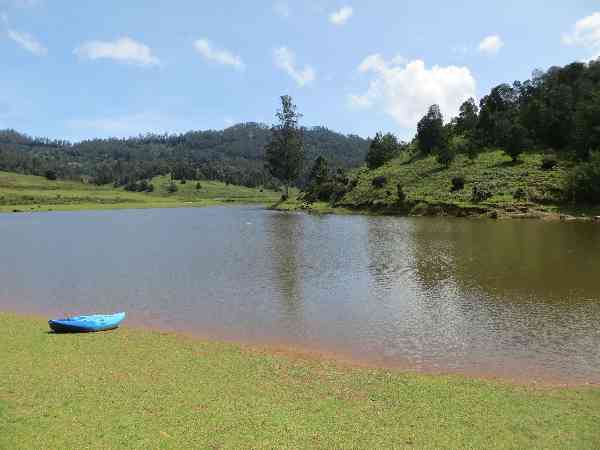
<box><xmin>48</xmin><ymin>312</ymin><xmax>126</xmax><ymax>333</ymax></box>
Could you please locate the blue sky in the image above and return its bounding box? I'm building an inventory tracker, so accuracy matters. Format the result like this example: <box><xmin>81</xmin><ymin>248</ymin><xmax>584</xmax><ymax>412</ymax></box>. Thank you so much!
<box><xmin>1</xmin><ymin>0</ymin><xmax>599</xmax><ymax>142</ymax></box>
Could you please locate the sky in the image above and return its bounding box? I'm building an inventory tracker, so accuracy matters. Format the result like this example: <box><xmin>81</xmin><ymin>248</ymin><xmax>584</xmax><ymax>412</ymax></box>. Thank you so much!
<box><xmin>1</xmin><ymin>0</ymin><xmax>599</xmax><ymax>142</ymax></box>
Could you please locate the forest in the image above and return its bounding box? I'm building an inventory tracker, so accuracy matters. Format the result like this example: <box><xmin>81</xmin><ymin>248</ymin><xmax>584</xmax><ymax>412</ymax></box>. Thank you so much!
<box><xmin>0</xmin><ymin>123</ymin><xmax>368</xmax><ymax>190</ymax></box>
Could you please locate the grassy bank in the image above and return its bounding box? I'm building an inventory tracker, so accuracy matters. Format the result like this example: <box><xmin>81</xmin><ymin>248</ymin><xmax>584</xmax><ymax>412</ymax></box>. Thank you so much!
<box><xmin>277</xmin><ymin>150</ymin><xmax>600</xmax><ymax>220</ymax></box>
<box><xmin>1</xmin><ymin>313</ymin><xmax>599</xmax><ymax>449</ymax></box>
<box><xmin>0</xmin><ymin>171</ymin><xmax>280</xmax><ymax>213</ymax></box>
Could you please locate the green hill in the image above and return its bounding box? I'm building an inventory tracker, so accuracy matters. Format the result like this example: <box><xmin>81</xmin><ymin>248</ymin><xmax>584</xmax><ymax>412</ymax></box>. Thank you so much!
<box><xmin>282</xmin><ymin>150</ymin><xmax>600</xmax><ymax>220</ymax></box>
<box><xmin>0</xmin><ymin>123</ymin><xmax>368</xmax><ymax>189</ymax></box>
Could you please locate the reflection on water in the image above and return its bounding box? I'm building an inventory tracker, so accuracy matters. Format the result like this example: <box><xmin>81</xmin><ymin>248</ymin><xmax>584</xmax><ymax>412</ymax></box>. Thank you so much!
<box><xmin>1</xmin><ymin>207</ymin><xmax>599</xmax><ymax>382</ymax></box>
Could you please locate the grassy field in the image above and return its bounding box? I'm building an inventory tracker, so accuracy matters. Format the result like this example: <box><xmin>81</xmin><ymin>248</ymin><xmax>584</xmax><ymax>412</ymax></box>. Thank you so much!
<box><xmin>1</xmin><ymin>313</ymin><xmax>599</xmax><ymax>449</ymax></box>
<box><xmin>277</xmin><ymin>150</ymin><xmax>600</xmax><ymax>219</ymax></box>
<box><xmin>0</xmin><ymin>172</ymin><xmax>281</xmax><ymax>213</ymax></box>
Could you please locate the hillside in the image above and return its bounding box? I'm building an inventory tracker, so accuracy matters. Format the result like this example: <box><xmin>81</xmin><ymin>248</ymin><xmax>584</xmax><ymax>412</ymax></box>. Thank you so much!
<box><xmin>284</xmin><ymin>150</ymin><xmax>600</xmax><ymax>220</ymax></box>
<box><xmin>0</xmin><ymin>123</ymin><xmax>368</xmax><ymax>189</ymax></box>
<box><xmin>281</xmin><ymin>59</ymin><xmax>600</xmax><ymax>220</ymax></box>
<box><xmin>0</xmin><ymin>171</ymin><xmax>280</xmax><ymax>213</ymax></box>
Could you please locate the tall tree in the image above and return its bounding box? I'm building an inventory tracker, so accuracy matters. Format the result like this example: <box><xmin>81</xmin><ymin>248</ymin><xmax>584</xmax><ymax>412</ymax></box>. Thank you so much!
<box><xmin>477</xmin><ymin>84</ymin><xmax>518</xmax><ymax>147</ymax></box>
<box><xmin>417</xmin><ymin>105</ymin><xmax>444</xmax><ymax>154</ymax></box>
<box><xmin>365</xmin><ymin>132</ymin><xmax>399</xmax><ymax>169</ymax></box>
<box><xmin>265</xmin><ymin>95</ymin><xmax>304</xmax><ymax>197</ymax></box>
<box><xmin>455</xmin><ymin>98</ymin><xmax>479</xmax><ymax>134</ymax></box>
<box><xmin>307</xmin><ymin>155</ymin><xmax>329</xmax><ymax>186</ymax></box>
<box><xmin>574</xmin><ymin>89</ymin><xmax>600</xmax><ymax>160</ymax></box>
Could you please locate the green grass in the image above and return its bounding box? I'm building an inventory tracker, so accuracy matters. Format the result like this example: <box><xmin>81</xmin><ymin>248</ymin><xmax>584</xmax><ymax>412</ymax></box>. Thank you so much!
<box><xmin>273</xmin><ymin>150</ymin><xmax>599</xmax><ymax>218</ymax></box>
<box><xmin>340</xmin><ymin>150</ymin><xmax>575</xmax><ymax>215</ymax></box>
<box><xmin>0</xmin><ymin>172</ymin><xmax>281</xmax><ymax>213</ymax></box>
<box><xmin>1</xmin><ymin>313</ymin><xmax>599</xmax><ymax>449</ymax></box>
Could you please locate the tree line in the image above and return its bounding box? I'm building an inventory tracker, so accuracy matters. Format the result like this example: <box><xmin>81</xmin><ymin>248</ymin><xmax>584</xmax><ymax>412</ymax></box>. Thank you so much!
<box><xmin>295</xmin><ymin>59</ymin><xmax>600</xmax><ymax>205</ymax></box>
<box><xmin>0</xmin><ymin>122</ymin><xmax>368</xmax><ymax>190</ymax></box>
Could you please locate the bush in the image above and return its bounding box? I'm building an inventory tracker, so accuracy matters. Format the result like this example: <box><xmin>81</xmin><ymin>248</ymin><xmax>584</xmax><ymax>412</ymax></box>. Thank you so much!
<box><xmin>513</xmin><ymin>187</ymin><xmax>527</xmax><ymax>201</ymax></box>
<box><xmin>471</xmin><ymin>185</ymin><xmax>492</xmax><ymax>203</ymax></box>
<box><xmin>124</xmin><ymin>182</ymin><xmax>138</xmax><ymax>192</ymax></box>
<box><xmin>366</xmin><ymin>133</ymin><xmax>399</xmax><ymax>169</ymax></box>
<box><xmin>567</xmin><ymin>152</ymin><xmax>600</xmax><ymax>203</ymax></box>
<box><xmin>451</xmin><ymin>176</ymin><xmax>465</xmax><ymax>192</ymax></box>
<box><xmin>371</xmin><ymin>176</ymin><xmax>387</xmax><ymax>189</ymax></box>
<box><xmin>137</xmin><ymin>180</ymin><xmax>149</xmax><ymax>192</ymax></box>
<box><xmin>329</xmin><ymin>183</ymin><xmax>348</xmax><ymax>204</ymax></box>
<box><xmin>167</xmin><ymin>182</ymin><xmax>178</xmax><ymax>193</ymax></box>
<box><xmin>44</xmin><ymin>170</ymin><xmax>57</xmax><ymax>181</ymax></box>
<box><xmin>396</xmin><ymin>183</ymin><xmax>406</xmax><ymax>204</ymax></box>
<box><xmin>436</xmin><ymin>145</ymin><xmax>455</xmax><ymax>168</ymax></box>
<box><xmin>541</xmin><ymin>156</ymin><xmax>558</xmax><ymax>170</ymax></box>
<box><xmin>180</xmin><ymin>179</ymin><xmax>187</xmax><ymax>184</ymax></box>
<box><xmin>196</xmin><ymin>182</ymin><xmax>202</xmax><ymax>190</ymax></box>
<box><xmin>146</xmin><ymin>183</ymin><xmax>154</xmax><ymax>193</ymax></box>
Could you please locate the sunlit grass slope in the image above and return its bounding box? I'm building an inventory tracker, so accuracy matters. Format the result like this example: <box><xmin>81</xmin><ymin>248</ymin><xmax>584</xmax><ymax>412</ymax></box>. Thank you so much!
<box><xmin>1</xmin><ymin>313</ymin><xmax>599</xmax><ymax>449</ymax></box>
<box><xmin>0</xmin><ymin>171</ymin><xmax>280</xmax><ymax>213</ymax></box>
<box><xmin>340</xmin><ymin>150</ymin><xmax>572</xmax><ymax>215</ymax></box>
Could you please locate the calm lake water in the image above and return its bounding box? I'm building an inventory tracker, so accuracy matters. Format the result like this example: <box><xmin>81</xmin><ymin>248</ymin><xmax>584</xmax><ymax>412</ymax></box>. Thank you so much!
<box><xmin>2</xmin><ymin>206</ymin><xmax>600</xmax><ymax>383</ymax></box>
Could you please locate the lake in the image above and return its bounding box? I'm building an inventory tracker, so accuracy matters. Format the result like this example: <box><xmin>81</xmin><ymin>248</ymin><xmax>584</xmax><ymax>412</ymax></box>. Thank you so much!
<box><xmin>1</xmin><ymin>206</ymin><xmax>599</xmax><ymax>383</ymax></box>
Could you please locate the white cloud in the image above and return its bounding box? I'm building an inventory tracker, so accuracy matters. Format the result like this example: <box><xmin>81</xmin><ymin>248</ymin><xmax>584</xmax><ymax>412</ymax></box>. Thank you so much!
<box><xmin>562</xmin><ymin>12</ymin><xmax>600</xmax><ymax>60</ymax></box>
<box><xmin>274</xmin><ymin>46</ymin><xmax>315</xmax><ymax>87</ymax></box>
<box><xmin>329</xmin><ymin>6</ymin><xmax>353</xmax><ymax>25</ymax></box>
<box><xmin>74</xmin><ymin>37</ymin><xmax>160</xmax><ymax>67</ymax></box>
<box><xmin>273</xmin><ymin>1</ymin><xmax>290</xmax><ymax>18</ymax></box>
<box><xmin>193</xmin><ymin>38</ymin><xmax>245</xmax><ymax>70</ymax></box>
<box><xmin>7</xmin><ymin>29</ymin><xmax>47</xmax><ymax>55</ymax></box>
<box><xmin>478</xmin><ymin>35</ymin><xmax>504</xmax><ymax>55</ymax></box>
<box><xmin>349</xmin><ymin>55</ymin><xmax>476</xmax><ymax>130</ymax></box>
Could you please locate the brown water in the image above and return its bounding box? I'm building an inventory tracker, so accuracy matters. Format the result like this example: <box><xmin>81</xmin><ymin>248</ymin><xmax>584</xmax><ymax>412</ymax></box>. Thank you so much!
<box><xmin>1</xmin><ymin>206</ymin><xmax>599</xmax><ymax>383</ymax></box>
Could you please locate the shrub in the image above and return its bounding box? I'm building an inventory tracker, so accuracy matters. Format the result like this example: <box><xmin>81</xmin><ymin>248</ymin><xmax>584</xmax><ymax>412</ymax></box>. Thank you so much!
<box><xmin>372</xmin><ymin>176</ymin><xmax>387</xmax><ymax>189</ymax></box>
<box><xmin>329</xmin><ymin>183</ymin><xmax>348</xmax><ymax>204</ymax></box>
<box><xmin>366</xmin><ymin>133</ymin><xmax>399</xmax><ymax>169</ymax></box>
<box><xmin>451</xmin><ymin>176</ymin><xmax>465</xmax><ymax>192</ymax></box>
<box><xmin>513</xmin><ymin>187</ymin><xmax>527</xmax><ymax>201</ymax></box>
<box><xmin>180</xmin><ymin>179</ymin><xmax>187</xmax><ymax>184</ymax></box>
<box><xmin>44</xmin><ymin>170</ymin><xmax>57</xmax><ymax>181</ymax></box>
<box><xmin>196</xmin><ymin>182</ymin><xmax>202</xmax><ymax>190</ymax></box>
<box><xmin>124</xmin><ymin>182</ymin><xmax>136</xmax><ymax>192</ymax></box>
<box><xmin>541</xmin><ymin>156</ymin><xmax>558</xmax><ymax>170</ymax></box>
<box><xmin>471</xmin><ymin>185</ymin><xmax>492</xmax><ymax>202</ymax></box>
<box><xmin>397</xmin><ymin>183</ymin><xmax>406</xmax><ymax>204</ymax></box>
<box><xmin>567</xmin><ymin>152</ymin><xmax>600</xmax><ymax>203</ymax></box>
<box><xmin>436</xmin><ymin>145</ymin><xmax>455</xmax><ymax>168</ymax></box>
<box><xmin>146</xmin><ymin>183</ymin><xmax>154</xmax><ymax>193</ymax></box>
<box><xmin>137</xmin><ymin>180</ymin><xmax>149</xmax><ymax>192</ymax></box>
<box><xmin>467</xmin><ymin>145</ymin><xmax>479</xmax><ymax>161</ymax></box>
<box><xmin>166</xmin><ymin>182</ymin><xmax>178</xmax><ymax>193</ymax></box>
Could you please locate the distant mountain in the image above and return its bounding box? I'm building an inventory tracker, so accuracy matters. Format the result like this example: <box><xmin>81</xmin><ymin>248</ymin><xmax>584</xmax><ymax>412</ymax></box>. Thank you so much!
<box><xmin>0</xmin><ymin>123</ymin><xmax>369</xmax><ymax>188</ymax></box>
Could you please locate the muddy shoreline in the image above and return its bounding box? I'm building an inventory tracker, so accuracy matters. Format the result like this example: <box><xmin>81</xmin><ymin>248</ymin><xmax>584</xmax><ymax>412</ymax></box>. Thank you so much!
<box><xmin>4</xmin><ymin>307</ymin><xmax>599</xmax><ymax>388</ymax></box>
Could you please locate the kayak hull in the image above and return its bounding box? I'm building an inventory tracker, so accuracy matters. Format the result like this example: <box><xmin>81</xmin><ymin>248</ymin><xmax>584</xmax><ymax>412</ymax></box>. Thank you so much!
<box><xmin>48</xmin><ymin>312</ymin><xmax>126</xmax><ymax>333</ymax></box>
